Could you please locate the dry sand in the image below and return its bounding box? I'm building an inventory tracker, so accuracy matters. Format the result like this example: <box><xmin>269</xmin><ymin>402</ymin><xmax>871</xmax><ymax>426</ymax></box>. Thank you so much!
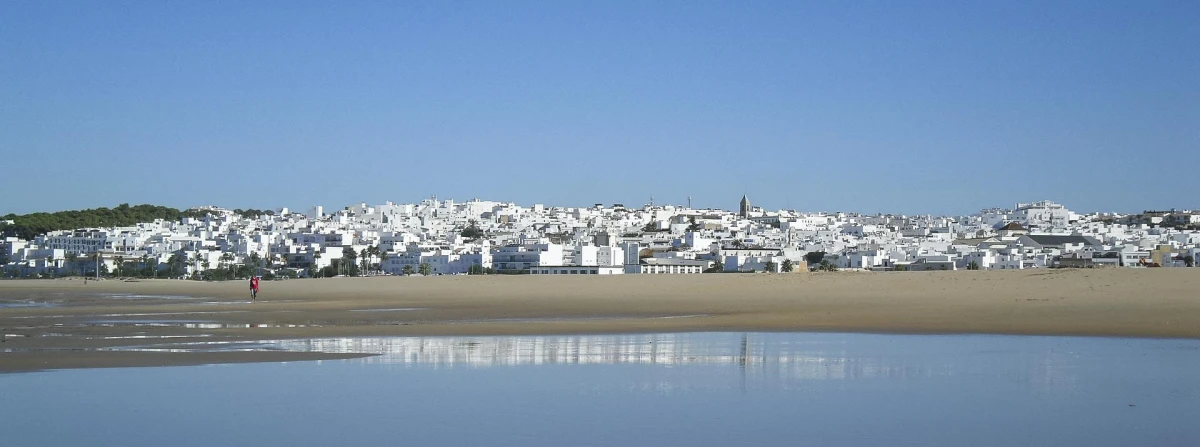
<box><xmin>2</xmin><ymin>268</ymin><xmax>1198</xmax><ymax>372</ymax></box>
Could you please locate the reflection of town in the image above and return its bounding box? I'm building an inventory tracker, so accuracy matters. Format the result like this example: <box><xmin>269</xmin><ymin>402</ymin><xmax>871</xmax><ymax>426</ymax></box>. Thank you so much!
<box><xmin>274</xmin><ymin>333</ymin><xmax>1080</xmax><ymax>390</ymax></box>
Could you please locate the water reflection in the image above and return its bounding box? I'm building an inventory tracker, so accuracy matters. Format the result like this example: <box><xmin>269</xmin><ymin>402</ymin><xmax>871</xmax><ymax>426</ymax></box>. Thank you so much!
<box><xmin>0</xmin><ymin>301</ymin><xmax>57</xmax><ymax>309</ymax></box>
<box><xmin>267</xmin><ymin>333</ymin><xmax>1090</xmax><ymax>392</ymax></box>
<box><xmin>4</xmin><ymin>333</ymin><xmax>1198</xmax><ymax>447</ymax></box>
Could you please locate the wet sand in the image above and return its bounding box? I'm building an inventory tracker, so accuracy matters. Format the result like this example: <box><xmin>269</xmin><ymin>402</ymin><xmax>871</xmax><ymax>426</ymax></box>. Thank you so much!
<box><xmin>2</xmin><ymin>268</ymin><xmax>1199</xmax><ymax>372</ymax></box>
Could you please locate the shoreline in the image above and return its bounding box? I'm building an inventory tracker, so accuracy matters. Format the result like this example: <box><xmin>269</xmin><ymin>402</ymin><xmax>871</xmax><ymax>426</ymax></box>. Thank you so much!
<box><xmin>3</xmin><ymin>268</ymin><xmax>1199</xmax><ymax>372</ymax></box>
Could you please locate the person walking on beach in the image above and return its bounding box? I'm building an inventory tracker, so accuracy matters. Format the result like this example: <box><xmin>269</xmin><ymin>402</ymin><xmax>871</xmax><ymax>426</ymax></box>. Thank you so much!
<box><xmin>250</xmin><ymin>276</ymin><xmax>260</xmax><ymax>301</ymax></box>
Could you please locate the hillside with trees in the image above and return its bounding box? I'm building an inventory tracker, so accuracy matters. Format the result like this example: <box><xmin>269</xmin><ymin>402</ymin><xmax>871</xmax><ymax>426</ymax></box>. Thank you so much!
<box><xmin>0</xmin><ymin>204</ymin><xmax>210</xmax><ymax>240</ymax></box>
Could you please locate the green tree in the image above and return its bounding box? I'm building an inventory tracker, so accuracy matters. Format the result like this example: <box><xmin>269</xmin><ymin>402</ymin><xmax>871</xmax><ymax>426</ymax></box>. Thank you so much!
<box><xmin>818</xmin><ymin>259</ymin><xmax>837</xmax><ymax>272</ymax></box>
<box><xmin>341</xmin><ymin>246</ymin><xmax>358</xmax><ymax>276</ymax></box>
<box><xmin>0</xmin><ymin>204</ymin><xmax>212</xmax><ymax>240</ymax></box>
<box><xmin>804</xmin><ymin>251</ymin><xmax>827</xmax><ymax>265</ymax></box>
<box><xmin>248</xmin><ymin>252</ymin><xmax>261</xmax><ymax>276</ymax></box>
<box><xmin>1185</xmin><ymin>255</ymin><xmax>1195</xmax><ymax>267</ymax></box>
<box><xmin>114</xmin><ymin>256</ymin><xmax>125</xmax><ymax>277</ymax></box>
<box><xmin>418</xmin><ymin>263</ymin><xmax>432</xmax><ymax>276</ymax></box>
<box><xmin>167</xmin><ymin>252</ymin><xmax>185</xmax><ymax>278</ymax></box>
<box><xmin>765</xmin><ymin>261</ymin><xmax>778</xmax><ymax>273</ymax></box>
<box><xmin>363</xmin><ymin>246</ymin><xmax>380</xmax><ymax>274</ymax></box>
<box><xmin>967</xmin><ymin>261</ymin><xmax>980</xmax><ymax>270</ymax></box>
<box><xmin>376</xmin><ymin>250</ymin><xmax>388</xmax><ymax>275</ymax></box>
<box><xmin>360</xmin><ymin>248</ymin><xmax>371</xmax><ymax>276</ymax></box>
<box><xmin>461</xmin><ymin>220</ymin><xmax>485</xmax><ymax>240</ymax></box>
<box><xmin>781</xmin><ymin>259</ymin><xmax>794</xmax><ymax>273</ymax></box>
<box><xmin>468</xmin><ymin>263</ymin><xmax>485</xmax><ymax>275</ymax></box>
<box><xmin>402</xmin><ymin>264</ymin><xmax>415</xmax><ymax>276</ymax></box>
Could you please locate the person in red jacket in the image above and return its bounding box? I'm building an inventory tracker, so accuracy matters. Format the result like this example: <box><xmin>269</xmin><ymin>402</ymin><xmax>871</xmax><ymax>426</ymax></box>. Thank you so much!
<box><xmin>250</xmin><ymin>276</ymin><xmax>260</xmax><ymax>301</ymax></box>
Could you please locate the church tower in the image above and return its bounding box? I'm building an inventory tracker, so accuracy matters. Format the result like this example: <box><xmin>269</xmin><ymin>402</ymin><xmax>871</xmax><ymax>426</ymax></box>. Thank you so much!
<box><xmin>739</xmin><ymin>195</ymin><xmax>751</xmax><ymax>218</ymax></box>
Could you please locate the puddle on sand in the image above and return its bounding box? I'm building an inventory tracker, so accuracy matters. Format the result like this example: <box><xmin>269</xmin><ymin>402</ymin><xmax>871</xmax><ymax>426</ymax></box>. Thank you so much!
<box><xmin>182</xmin><ymin>323</ymin><xmax>317</xmax><ymax>329</ymax></box>
<box><xmin>92</xmin><ymin>311</ymin><xmax>247</xmax><ymax>317</ymax></box>
<box><xmin>51</xmin><ymin>319</ymin><xmax>320</xmax><ymax>329</ymax></box>
<box><xmin>3</xmin><ymin>340</ymin><xmax>282</xmax><ymax>354</ymax></box>
<box><xmin>98</xmin><ymin>294</ymin><xmax>199</xmax><ymax>300</ymax></box>
<box><xmin>38</xmin><ymin>333</ymin><xmax>216</xmax><ymax>340</ymax></box>
<box><xmin>78</xmin><ymin>319</ymin><xmax>216</xmax><ymax>327</ymax></box>
<box><xmin>0</xmin><ymin>301</ymin><xmax>58</xmax><ymax>309</ymax></box>
<box><xmin>99</xmin><ymin>334</ymin><xmax>216</xmax><ymax>340</ymax></box>
<box><xmin>99</xmin><ymin>340</ymin><xmax>290</xmax><ymax>353</ymax></box>
<box><xmin>446</xmin><ymin>314</ymin><xmax>710</xmax><ymax>324</ymax></box>
<box><xmin>4</xmin><ymin>310</ymin><xmax>247</xmax><ymax>320</ymax></box>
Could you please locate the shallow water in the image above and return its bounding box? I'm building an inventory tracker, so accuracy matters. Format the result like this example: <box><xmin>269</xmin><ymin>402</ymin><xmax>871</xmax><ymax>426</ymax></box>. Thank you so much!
<box><xmin>0</xmin><ymin>301</ymin><xmax>56</xmax><ymax>308</ymax></box>
<box><xmin>2</xmin><ymin>332</ymin><xmax>1198</xmax><ymax>446</ymax></box>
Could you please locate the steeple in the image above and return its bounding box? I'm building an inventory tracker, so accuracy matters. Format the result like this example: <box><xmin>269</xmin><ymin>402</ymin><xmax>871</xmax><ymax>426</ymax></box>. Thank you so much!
<box><xmin>739</xmin><ymin>195</ymin><xmax>751</xmax><ymax>218</ymax></box>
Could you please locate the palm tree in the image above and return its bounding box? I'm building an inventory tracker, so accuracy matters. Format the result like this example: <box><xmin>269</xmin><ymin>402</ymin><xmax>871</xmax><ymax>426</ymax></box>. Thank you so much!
<box><xmin>189</xmin><ymin>253</ymin><xmax>204</xmax><ymax>278</ymax></box>
<box><xmin>249</xmin><ymin>252</ymin><xmax>261</xmax><ymax>277</ymax></box>
<box><xmin>219</xmin><ymin>253</ymin><xmax>235</xmax><ymax>279</ymax></box>
<box><xmin>402</xmin><ymin>264</ymin><xmax>415</xmax><ymax>276</ymax></box>
<box><xmin>358</xmin><ymin>248</ymin><xmax>368</xmax><ymax>276</ymax></box>
<box><xmin>377</xmin><ymin>251</ymin><xmax>389</xmax><ymax>275</ymax></box>
<box><xmin>365</xmin><ymin>246</ymin><xmax>380</xmax><ymax>274</ymax></box>
<box><xmin>114</xmin><ymin>256</ymin><xmax>125</xmax><ymax>277</ymax></box>
<box><xmin>342</xmin><ymin>246</ymin><xmax>358</xmax><ymax>276</ymax></box>
<box><xmin>166</xmin><ymin>252</ymin><xmax>182</xmax><ymax>278</ymax></box>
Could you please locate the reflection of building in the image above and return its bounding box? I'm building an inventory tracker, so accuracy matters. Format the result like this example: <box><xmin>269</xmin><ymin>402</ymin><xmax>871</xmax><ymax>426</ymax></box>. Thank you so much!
<box><xmin>273</xmin><ymin>334</ymin><xmax>944</xmax><ymax>383</ymax></box>
<box><xmin>138</xmin><ymin>332</ymin><xmax>1086</xmax><ymax>394</ymax></box>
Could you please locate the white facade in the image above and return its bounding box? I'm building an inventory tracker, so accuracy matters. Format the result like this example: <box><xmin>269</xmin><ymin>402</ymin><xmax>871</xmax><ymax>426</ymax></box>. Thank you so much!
<box><xmin>530</xmin><ymin>266</ymin><xmax>624</xmax><ymax>275</ymax></box>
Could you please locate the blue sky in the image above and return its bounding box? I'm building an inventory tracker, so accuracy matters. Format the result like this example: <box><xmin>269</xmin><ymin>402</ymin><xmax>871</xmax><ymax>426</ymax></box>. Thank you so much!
<box><xmin>2</xmin><ymin>1</ymin><xmax>1197</xmax><ymax>216</ymax></box>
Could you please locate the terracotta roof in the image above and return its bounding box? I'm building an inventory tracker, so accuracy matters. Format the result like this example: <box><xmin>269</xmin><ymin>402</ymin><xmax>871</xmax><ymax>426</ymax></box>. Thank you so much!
<box><xmin>998</xmin><ymin>222</ymin><xmax>1027</xmax><ymax>231</ymax></box>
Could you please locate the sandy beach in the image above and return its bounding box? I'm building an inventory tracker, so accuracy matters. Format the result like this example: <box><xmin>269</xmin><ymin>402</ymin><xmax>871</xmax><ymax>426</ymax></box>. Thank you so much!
<box><xmin>2</xmin><ymin>268</ymin><xmax>1198</xmax><ymax>372</ymax></box>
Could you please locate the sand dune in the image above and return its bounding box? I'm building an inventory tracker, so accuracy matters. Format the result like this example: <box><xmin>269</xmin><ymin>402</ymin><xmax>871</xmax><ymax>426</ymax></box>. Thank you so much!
<box><xmin>2</xmin><ymin>268</ymin><xmax>1198</xmax><ymax>371</ymax></box>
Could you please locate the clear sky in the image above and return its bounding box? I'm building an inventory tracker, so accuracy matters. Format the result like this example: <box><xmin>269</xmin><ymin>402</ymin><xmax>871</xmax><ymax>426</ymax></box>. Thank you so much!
<box><xmin>2</xmin><ymin>1</ymin><xmax>1197</xmax><ymax>216</ymax></box>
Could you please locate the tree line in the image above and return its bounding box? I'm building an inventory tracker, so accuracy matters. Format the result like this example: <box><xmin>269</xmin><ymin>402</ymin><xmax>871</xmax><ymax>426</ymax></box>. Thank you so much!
<box><xmin>0</xmin><ymin>204</ymin><xmax>211</xmax><ymax>240</ymax></box>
